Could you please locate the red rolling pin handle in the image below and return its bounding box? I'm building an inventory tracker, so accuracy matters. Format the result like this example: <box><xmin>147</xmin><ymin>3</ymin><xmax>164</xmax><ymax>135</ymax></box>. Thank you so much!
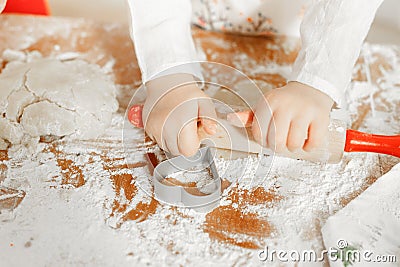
<box><xmin>128</xmin><ymin>104</ymin><xmax>144</xmax><ymax>128</ymax></box>
<box><xmin>344</xmin><ymin>129</ymin><xmax>400</xmax><ymax>158</ymax></box>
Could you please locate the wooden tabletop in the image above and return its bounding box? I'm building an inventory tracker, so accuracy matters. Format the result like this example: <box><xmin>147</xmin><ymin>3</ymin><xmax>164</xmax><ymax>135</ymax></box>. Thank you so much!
<box><xmin>0</xmin><ymin>15</ymin><xmax>399</xmax><ymax>266</ymax></box>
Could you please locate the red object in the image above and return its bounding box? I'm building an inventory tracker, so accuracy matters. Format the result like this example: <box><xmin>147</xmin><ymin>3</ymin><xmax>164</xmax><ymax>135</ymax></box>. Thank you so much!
<box><xmin>3</xmin><ymin>0</ymin><xmax>50</xmax><ymax>15</ymax></box>
<box><xmin>128</xmin><ymin>104</ymin><xmax>144</xmax><ymax>128</ymax></box>
<box><xmin>344</xmin><ymin>129</ymin><xmax>400</xmax><ymax>158</ymax></box>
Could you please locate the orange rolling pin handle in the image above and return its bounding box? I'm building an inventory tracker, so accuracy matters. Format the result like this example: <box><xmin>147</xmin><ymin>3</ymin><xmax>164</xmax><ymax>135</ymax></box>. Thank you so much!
<box><xmin>344</xmin><ymin>129</ymin><xmax>400</xmax><ymax>158</ymax></box>
<box><xmin>2</xmin><ymin>0</ymin><xmax>50</xmax><ymax>15</ymax></box>
<box><xmin>128</xmin><ymin>104</ymin><xmax>144</xmax><ymax>129</ymax></box>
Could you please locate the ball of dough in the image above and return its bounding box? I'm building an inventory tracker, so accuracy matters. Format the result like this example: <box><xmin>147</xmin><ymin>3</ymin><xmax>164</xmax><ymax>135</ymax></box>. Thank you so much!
<box><xmin>0</xmin><ymin>58</ymin><xmax>119</xmax><ymax>146</ymax></box>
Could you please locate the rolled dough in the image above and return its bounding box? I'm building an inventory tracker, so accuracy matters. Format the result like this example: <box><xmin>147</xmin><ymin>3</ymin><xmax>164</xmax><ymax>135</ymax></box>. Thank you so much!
<box><xmin>0</xmin><ymin>57</ymin><xmax>119</xmax><ymax>147</ymax></box>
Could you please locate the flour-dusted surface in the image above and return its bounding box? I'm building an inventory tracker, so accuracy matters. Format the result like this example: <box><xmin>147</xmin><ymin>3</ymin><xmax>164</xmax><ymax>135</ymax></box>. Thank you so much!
<box><xmin>0</xmin><ymin>15</ymin><xmax>399</xmax><ymax>267</ymax></box>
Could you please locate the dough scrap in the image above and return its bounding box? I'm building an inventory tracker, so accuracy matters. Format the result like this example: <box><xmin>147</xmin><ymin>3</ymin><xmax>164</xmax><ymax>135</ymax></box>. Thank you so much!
<box><xmin>21</xmin><ymin>101</ymin><xmax>76</xmax><ymax>137</ymax></box>
<box><xmin>0</xmin><ymin>57</ymin><xmax>119</xmax><ymax>146</ymax></box>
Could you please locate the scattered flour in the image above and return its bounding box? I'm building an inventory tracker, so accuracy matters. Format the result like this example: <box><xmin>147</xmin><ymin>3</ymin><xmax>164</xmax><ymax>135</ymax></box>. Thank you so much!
<box><xmin>0</xmin><ymin>32</ymin><xmax>399</xmax><ymax>267</ymax></box>
<box><xmin>0</xmin><ymin>112</ymin><xmax>386</xmax><ymax>266</ymax></box>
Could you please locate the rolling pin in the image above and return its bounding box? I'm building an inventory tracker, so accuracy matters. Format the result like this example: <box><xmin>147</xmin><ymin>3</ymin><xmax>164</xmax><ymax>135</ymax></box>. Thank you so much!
<box><xmin>128</xmin><ymin>105</ymin><xmax>400</xmax><ymax>163</ymax></box>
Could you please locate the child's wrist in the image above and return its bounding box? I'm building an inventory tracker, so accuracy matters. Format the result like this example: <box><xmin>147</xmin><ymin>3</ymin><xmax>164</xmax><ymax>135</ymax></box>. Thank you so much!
<box><xmin>288</xmin><ymin>81</ymin><xmax>334</xmax><ymax>108</ymax></box>
<box><xmin>146</xmin><ymin>73</ymin><xmax>197</xmax><ymax>96</ymax></box>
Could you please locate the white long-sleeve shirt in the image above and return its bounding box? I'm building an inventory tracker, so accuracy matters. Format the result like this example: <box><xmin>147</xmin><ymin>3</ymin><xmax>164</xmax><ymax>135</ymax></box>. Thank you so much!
<box><xmin>127</xmin><ymin>0</ymin><xmax>383</xmax><ymax>107</ymax></box>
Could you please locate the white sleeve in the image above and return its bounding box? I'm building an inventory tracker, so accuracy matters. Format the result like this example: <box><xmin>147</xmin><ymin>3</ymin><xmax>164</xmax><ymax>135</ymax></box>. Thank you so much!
<box><xmin>288</xmin><ymin>0</ymin><xmax>384</xmax><ymax>107</ymax></box>
<box><xmin>127</xmin><ymin>0</ymin><xmax>202</xmax><ymax>83</ymax></box>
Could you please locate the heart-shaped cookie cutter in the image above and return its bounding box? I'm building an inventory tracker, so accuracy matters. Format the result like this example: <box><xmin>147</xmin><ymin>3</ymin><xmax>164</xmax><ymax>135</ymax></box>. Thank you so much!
<box><xmin>152</xmin><ymin>147</ymin><xmax>221</xmax><ymax>211</ymax></box>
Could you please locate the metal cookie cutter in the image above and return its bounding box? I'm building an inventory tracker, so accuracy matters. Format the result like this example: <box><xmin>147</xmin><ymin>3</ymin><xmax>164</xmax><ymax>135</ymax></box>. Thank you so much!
<box><xmin>152</xmin><ymin>147</ymin><xmax>221</xmax><ymax>212</ymax></box>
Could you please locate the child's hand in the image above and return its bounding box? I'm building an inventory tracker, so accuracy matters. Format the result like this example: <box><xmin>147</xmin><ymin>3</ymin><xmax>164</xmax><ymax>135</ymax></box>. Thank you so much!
<box><xmin>143</xmin><ymin>73</ymin><xmax>217</xmax><ymax>157</ymax></box>
<box><xmin>252</xmin><ymin>82</ymin><xmax>334</xmax><ymax>153</ymax></box>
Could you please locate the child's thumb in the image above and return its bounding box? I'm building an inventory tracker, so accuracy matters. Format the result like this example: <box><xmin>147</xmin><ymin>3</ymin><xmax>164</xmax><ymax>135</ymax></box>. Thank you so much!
<box><xmin>198</xmin><ymin>98</ymin><xmax>217</xmax><ymax>135</ymax></box>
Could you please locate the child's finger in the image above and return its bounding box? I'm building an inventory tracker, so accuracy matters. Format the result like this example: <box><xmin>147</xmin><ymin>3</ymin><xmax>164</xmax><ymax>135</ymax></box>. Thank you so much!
<box><xmin>267</xmin><ymin>112</ymin><xmax>291</xmax><ymax>153</ymax></box>
<box><xmin>252</xmin><ymin>102</ymin><xmax>273</xmax><ymax>147</ymax></box>
<box><xmin>198</xmin><ymin>98</ymin><xmax>217</xmax><ymax>135</ymax></box>
<box><xmin>163</xmin><ymin>137</ymin><xmax>180</xmax><ymax>156</ymax></box>
<box><xmin>304</xmin><ymin>119</ymin><xmax>329</xmax><ymax>152</ymax></box>
<box><xmin>160</xmin><ymin>123</ymin><xmax>180</xmax><ymax>156</ymax></box>
<box><xmin>178</xmin><ymin>120</ymin><xmax>200</xmax><ymax>157</ymax></box>
<box><xmin>227</xmin><ymin>110</ymin><xmax>254</xmax><ymax>128</ymax></box>
<box><xmin>151</xmin><ymin>130</ymin><xmax>166</xmax><ymax>152</ymax></box>
<box><xmin>287</xmin><ymin>118</ymin><xmax>309</xmax><ymax>152</ymax></box>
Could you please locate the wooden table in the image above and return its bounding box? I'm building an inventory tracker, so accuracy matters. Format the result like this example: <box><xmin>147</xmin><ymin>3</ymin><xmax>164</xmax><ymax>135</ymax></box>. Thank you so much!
<box><xmin>0</xmin><ymin>15</ymin><xmax>399</xmax><ymax>266</ymax></box>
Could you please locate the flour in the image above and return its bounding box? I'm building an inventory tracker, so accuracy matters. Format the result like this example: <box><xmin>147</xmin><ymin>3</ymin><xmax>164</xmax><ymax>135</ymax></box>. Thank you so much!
<box><xmin>166</xmin><ymin>163</ymin><xmax>213</xmax><ymax>184</ymax></box>
<box><xmin>352</xmin><ymin>45</ymin><xmax>400</xmax><ymax>134</ymax></box>
<box><xmin>0</xmin><ymin>94</ymin><xmax>396</xmax><ymax>267</ymax></box>
<box><xmin>0</xmin><ymin>17</ymin><xmax>400</xmax><ymax>266</ymax></box>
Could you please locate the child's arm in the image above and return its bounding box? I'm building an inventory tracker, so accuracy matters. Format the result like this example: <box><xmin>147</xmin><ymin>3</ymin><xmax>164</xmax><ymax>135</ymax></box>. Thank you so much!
<box><xmin>127</xmin><ymin>0</ymin><xmax>201</xmax><ymax>83</ymax></box>
<box><xmin>289</xmin><ymin>0</ymin><xmax>384</xmax><ymax>107</ymax></box>
<box><xmin>127</xmin><ymin>0</ymin><xmax>216</xmax><ymax>156</ymax></box>
<box><xmin>252</xmin><ymin>0</ymin><xmax>383</xmax><ymax>153</ymax></box>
